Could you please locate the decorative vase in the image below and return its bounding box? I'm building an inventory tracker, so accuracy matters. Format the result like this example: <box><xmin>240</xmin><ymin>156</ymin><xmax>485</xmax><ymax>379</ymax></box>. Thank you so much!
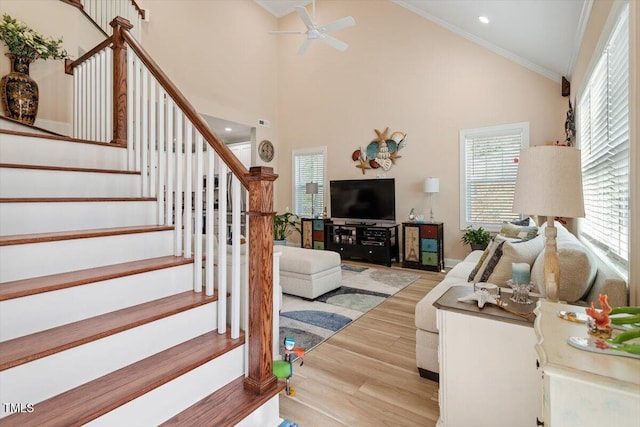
<box><xmin>1</xmin><ymin>54</ymin><xmax>39</xmax><ymax>125</ymax></box>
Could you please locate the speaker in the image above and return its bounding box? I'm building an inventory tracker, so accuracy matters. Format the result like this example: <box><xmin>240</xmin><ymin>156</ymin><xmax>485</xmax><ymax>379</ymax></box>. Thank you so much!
<box><xmin>562</xmin><ymin>76</ymin><xmax>570</xmax><ymax>97</ymax></box>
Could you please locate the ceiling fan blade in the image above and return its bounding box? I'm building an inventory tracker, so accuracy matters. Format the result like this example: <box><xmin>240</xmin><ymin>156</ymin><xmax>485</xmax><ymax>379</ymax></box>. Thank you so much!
<box><xmin>320</xmin><ymin>16</ymin><xmax>355</xmax><ymax>33</ymax></box>
<box><xmin>269</xmin><ymin>30</ymin><xmax>306</xmax><ymax>35</ymax></box>
<box><xmin>294</xmin><ymin>5</ymin><xmax>314</xmax><ymax>30</ymax></box>
<box><xmin>297</xmin><ymin>39</ymin><xmax>312</xmax><ymax>55</ymax></box>
<box><xmin>320</xmin><ymin>34</ymin><xmax>348</xmax><ymax>51</ymax></box>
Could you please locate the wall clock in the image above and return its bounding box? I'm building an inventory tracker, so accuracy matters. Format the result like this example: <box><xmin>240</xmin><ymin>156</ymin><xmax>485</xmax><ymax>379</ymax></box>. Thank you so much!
<box><xmin>258</xmin><ymin>140</ymin><xmax>274</xmax><ymax>162</ymax></box>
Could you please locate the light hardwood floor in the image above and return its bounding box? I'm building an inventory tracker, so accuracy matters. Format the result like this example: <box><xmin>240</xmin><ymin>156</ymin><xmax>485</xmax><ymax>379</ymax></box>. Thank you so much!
<box><xmin>279</xmin><ymin>261</ymin><xmax>446</xmax><ymax>426</ymax></box>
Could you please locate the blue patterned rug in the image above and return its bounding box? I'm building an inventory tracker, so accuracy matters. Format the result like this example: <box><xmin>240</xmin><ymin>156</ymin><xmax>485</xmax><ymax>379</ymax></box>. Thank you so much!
<box><xmin>278</xmin><ymin>264</ymin><xmax>420</xmax><ymax>355</ymax></box>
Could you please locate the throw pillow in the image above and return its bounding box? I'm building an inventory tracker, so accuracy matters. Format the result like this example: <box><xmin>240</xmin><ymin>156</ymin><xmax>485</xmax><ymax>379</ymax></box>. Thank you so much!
<box><xmin>467</xmin><ymin>242</ymin><xmax>492</xmax><ymax>282</ymax></box>
<box><xmin>509</xmin><ymin>217</ymin><xmax>535</xmax><ymax>227</ymax></box>
<box><xmin>469</xmin><ymin>236</ymin><xmax>506</xmax><ymax>283</ymax></box>
<box><xmin>500</xmin><ymin>223</ymin><xmax>539</xmax><ymax>239</ymax></box>
<box><xmin>482</xmin><ymin>234</ymin><xmax>545</xmax><ymax>287</ymax></box>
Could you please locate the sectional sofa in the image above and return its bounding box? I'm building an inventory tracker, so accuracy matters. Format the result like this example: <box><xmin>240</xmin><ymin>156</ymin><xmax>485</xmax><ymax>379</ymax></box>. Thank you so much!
<box><xmin>414</xmin><ymin>220</ymin><xmax>628</xmax><ymax>380</ymax></box>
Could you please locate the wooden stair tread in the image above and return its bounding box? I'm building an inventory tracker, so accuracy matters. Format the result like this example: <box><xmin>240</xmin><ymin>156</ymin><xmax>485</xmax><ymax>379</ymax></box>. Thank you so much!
<box><xmin>0</xmin><ymin>330</ymin><xmax>244</xmax><ymax>427</ymax></box>
<box><xmin>162</xmin><ymin>376</ymin><xmax>285</xmax><ymax>426</ymax></box>
<box><xmin>0</xmin><ymin>256</ymin><xmax>193</xmax><ymax>300</ymax></box>
<box><xmin>0</xmin><ymin>225</ymin><xmax>173</xmax><ymax>246</ymax></box>
<box><xmin>0</xmin><ymin>162</ymin><xmax>139</xmax><ymax>175</ymax></box>
<box><xmin>0</xmin><ymin>291</ymin><xmax>217</xmax><ymax>371</ymax></box>
<box><xmin>0</xmin><ymin>116</ymin><xmax>65</xmax><ymax>136</ymax></box>
<box><xmin>0</xmin><ymin>128</ymin><xmax>124</xmax><ymax>147</ymax></box>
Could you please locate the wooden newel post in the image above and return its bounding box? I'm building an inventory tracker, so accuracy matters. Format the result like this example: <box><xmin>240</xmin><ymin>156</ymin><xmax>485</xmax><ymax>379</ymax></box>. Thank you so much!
<box><xmin>110</xmin><ymin>17</ymin><xmax>133</xmax><ymax>146</ymax></box>
<box><xmin>244</xmin><ymin>166</ymin><xmax>278</xmax><ymax>394</ymax></box>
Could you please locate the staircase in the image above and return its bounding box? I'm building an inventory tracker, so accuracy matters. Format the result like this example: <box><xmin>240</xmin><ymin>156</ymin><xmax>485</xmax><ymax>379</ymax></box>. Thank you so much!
<box><xmin>0</xmin><ymin>3</ymin><xmax>282</xmax><ymax>425</ymax></box>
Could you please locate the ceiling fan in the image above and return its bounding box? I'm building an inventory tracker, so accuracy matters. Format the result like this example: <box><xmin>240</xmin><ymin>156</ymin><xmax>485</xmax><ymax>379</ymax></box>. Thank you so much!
<box><xmin>269</xmin><ymin>0</ymin><xmax>356</xmax><ymax>55</ymax></box>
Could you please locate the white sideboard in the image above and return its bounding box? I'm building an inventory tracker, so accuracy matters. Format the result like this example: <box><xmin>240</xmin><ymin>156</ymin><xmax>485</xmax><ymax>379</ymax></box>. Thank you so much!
<box><xmin>436</xmin><ymin>286</ymin><xmax>542</xmax><ymax>427</ymax></box>
<box><xmin>534</xmin><ymin>301</ymin><xmax>640</xmax><ymax>427</ymax></box>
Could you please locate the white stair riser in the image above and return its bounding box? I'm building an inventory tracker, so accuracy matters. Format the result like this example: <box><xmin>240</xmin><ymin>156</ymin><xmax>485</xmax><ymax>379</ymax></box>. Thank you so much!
<box><xmin>0</xmin><ymin>200</ymin><xmax>158</xmax><ymax>235</ymax></box>
<box><xmin>0</xmin><ymin>302</ymin><xmax>218</xmax><ymax>416</ymax></box>
<box><xmin>0</xmin><ymin>133</ymin><xmax>127</xmax><ymax>170</ymax></box>
<box><xmin>0</xmin><ymin>264</ymin><xmax>194</xmax><ymax>342</ymax></box>
<box><xmin>0</xmin><ymin>168</ymin><xmax>142</xmax><ymax>198</ymax></box>
<box><xmin>0</xmin><ymin>230</ymin><xmax>175</xmax><ymax>282</ymax></box>
<box><xmin>236</xmin><ymin>396</ymin><xmax>281</xmax><ymax>427</ymax></box>
<box><xmin>85</xmin><ymin>346</ymin><xmax>244</xmax><ymax>426</ymax></box>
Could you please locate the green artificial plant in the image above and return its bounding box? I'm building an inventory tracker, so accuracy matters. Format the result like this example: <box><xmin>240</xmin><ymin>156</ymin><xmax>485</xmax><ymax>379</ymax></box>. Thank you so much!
<box><xmin>0</xmin><ymin>14</ymin><xmax>69</xmax><ymax>62</ymax></box>
<box><xmin>461</xmin><ymin>225</ymin><xmax>492</xmax><ymax>250</ymax></box>
<box><xmin>274</xmin><ymin>212</ymin><xmax>301</xmax><ymax>241</ymax></box>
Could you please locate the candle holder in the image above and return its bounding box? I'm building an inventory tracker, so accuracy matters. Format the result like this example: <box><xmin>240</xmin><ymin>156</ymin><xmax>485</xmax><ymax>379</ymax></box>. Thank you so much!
<box><xmin>506</xmin><ymin>280</ymin><xmax>533</xmax><ymax>305</ymax></box>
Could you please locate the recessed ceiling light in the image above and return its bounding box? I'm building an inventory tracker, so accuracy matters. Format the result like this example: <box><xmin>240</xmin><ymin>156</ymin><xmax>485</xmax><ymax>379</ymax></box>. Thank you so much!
<box><xmin>478</xmin><ymin>16</ymin><xmax>490</xmax><ymax>24</ymax></box>
<box><xmin>224</xmin><ymin>127</ymin><xmax>232</xmax><ymax>132</ymax></box>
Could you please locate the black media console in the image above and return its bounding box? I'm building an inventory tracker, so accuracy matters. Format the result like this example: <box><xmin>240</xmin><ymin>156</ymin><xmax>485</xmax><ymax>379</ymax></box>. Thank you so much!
<box><xmin>324</xmin><ymin>222</ymin><xmax>399</xmax><ymax>267</ymax></box>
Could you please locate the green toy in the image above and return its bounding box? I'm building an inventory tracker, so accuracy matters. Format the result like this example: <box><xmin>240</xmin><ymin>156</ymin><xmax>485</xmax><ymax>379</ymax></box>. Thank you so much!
<box><xmin>273</xmin><ymin>337</ymin><xmax>305</xmax><ymax>396</ymax></box>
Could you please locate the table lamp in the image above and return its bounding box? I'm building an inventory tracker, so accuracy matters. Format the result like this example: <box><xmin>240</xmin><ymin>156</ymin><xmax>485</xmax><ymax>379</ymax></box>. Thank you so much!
<box><xmin>512</xmin><ymin>146</ymin><xmax>584</xmax><ymax>302</ymax></box>
<box><xmin>423</xmin><ymin>177</ymin><xmax>440</xmax><ymax>222</ymax></box>
<box><xmin>306</xmin><ymin>182</ymin><xmax>318</xmax><ymax>217</ymax></box>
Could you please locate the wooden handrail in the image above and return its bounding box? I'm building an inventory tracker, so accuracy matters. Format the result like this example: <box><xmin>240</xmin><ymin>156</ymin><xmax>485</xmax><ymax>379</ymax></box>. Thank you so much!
<box><xmin>116</xmin><ymin>20</ymin><xmax>250</xmax><ymax>188</ymax></box>
<box><xmin>129</xmin><ymin>0</ymin><xmax>146</xmax><ymax>21</ymax></box>
<box><xmin>64</xmin><ymin>36</ymin><xmax>114</xmax><ymax>75</ymax></box>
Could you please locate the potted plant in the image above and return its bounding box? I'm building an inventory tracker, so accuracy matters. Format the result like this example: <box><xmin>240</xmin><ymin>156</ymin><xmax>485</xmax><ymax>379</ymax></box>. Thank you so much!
<box><xmin>461</xmin><ymin>225</ymin><xmax>492</xmax><ymax>251</ymax></box>
<box><xmin>0</xmin><ymin>14</ymin><xmax>69</xmax><ymax>125</ymax></box>
<box><xmin>274</xmin><ymin>212</ymin><xmax>301</xmax><ymax>245</ymax></box>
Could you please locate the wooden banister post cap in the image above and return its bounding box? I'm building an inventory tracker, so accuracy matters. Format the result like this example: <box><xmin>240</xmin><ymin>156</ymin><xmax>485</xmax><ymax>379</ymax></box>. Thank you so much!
<box><xmin>110</xmin><ymin>16</ymin><xmax>134</xmax><ymax>31</ymax></box>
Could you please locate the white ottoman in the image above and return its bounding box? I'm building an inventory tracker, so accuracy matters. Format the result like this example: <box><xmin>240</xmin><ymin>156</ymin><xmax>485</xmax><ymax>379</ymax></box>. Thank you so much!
<box><xmin>277</xmin><ymin>245</ymin><xmax>342</xmax><ymax>299</ymax></box>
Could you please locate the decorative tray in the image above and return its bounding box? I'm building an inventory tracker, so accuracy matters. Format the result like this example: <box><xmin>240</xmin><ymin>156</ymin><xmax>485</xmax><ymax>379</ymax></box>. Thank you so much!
<box><xmin>558</xmin><ymin>310</ymin><xmax>640</xmax><ymax>330</ymax></box>
<box><xmin>567</xmin><ymin>336</ymin><xmax>640</xmax><ymax>360</ymax></box>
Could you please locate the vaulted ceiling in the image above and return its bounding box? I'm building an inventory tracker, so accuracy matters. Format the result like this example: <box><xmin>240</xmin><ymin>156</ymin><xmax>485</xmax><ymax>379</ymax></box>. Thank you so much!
<box><xmin>254</xmin><ymin>0</ymin><xmax>592</xmax><ymax>82</ymax></box>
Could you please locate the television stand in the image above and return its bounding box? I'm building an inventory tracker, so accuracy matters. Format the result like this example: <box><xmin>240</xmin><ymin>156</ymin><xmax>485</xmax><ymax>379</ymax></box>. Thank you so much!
<box><xmin>346</xmin><ymin>221</ymin><xmax>377</xmax><ymax>226</ymax></box>
<box><xmin>325</xmin><ymin>223</ymin><xmax>399</xmax><ymax>267</ymax></box>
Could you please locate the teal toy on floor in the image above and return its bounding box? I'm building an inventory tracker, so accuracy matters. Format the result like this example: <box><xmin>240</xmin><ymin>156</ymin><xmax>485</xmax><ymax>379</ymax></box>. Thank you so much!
<box><xmin>273</xmin><ymin>337</ymin><xmax>305</xmax><ymax>396</ymax></box>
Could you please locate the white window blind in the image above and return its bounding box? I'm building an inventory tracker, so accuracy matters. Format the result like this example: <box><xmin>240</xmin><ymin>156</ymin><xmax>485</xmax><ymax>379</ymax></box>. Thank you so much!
<box><xmin>460</xmin><ymin>122</ymin><xmax>529</xmax><ymax>230</ymax></box>
<box><xmin>578</xmin><ymin>5</ymin><xmax>629</xmax><ymax>270</ymax></box>
<box><xmin>293</xmin><ymin>147</ymin><xmax>326</xmax><ymax>217</ymax></box>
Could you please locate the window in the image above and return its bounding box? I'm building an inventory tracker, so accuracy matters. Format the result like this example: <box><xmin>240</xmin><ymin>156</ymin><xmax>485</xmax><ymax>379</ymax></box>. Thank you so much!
<box><xmin>460</xmin><ymin>122</ymin><xmax>529</xmax><ymax>230</ymax></box>
<box><xmin>578</xmin><ymin>4</ymin><xmax>629</xmax><ymax>272</ymax></box>
<box><xmin>292</xmin><ymin>147</ymin><xmax>326</xmax><ymax>217</ymax></box>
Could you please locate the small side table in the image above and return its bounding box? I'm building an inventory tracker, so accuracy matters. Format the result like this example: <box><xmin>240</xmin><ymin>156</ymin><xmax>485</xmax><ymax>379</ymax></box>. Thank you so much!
<box><xmin>434</xmin><ymin>286</ymin><xmax>542</xmax><ymax>426</ymax></box>
<box><xmin>402</xmin><ymin>222</ymin><xmax>444</xmax><ymax>271</ymax></box>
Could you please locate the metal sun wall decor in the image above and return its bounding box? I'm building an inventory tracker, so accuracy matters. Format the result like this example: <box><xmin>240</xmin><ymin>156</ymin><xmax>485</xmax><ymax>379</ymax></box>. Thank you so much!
<box><xmin>352</xmin><ymin>127</ymin><xmax>407</xmax><ymax>174</ymax></box>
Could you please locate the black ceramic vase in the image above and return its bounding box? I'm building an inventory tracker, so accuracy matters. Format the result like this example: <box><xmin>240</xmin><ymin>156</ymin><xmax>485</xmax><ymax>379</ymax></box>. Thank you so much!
<box><xmin>1</xmin><ymin>54</ymin><xmax>38</xmax><ymax>125</ymax></box>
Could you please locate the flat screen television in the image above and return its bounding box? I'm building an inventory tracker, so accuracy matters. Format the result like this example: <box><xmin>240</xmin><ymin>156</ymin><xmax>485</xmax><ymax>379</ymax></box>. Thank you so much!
<box><xmin>329</xmin><ymin>178</ymin><xmax>396</xmax><ymax>224</ymax></box>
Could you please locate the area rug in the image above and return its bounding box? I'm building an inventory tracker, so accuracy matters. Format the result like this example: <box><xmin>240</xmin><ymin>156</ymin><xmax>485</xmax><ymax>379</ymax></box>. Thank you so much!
<box><xmin>278</xmin><ymin>264</ymin><xmax>420</xmax><ymax>355</ymax></box>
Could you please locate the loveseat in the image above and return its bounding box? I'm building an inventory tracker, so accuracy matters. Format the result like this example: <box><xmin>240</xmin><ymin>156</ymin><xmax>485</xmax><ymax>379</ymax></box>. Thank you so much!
<box><xmin>414</xmin><ymin>221</ymin><xmax>628</xmax><ymax>381</ymax></box>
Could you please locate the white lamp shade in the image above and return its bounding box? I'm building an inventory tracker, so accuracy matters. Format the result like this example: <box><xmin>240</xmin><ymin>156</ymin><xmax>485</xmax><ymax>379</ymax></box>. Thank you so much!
<box><xmin>305</xmin><ymin>182</ymin><xmax>318</xmax><ymax>194</ymax></box>
<box><xmin>512</xmin><ymin>146</ymin><xmax>585</xmax><ymax>218</ymax></box>
<box><xmin>423</xmin><ymin>177</ymin><xmax>440</xmax><ymax>193</ymax></box>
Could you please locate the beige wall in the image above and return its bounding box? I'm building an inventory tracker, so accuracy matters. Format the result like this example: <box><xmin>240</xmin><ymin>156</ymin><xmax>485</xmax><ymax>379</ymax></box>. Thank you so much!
<box><xmin>275</xmin><ymin>0</ymin><xmax>565</xmax><ymax>261</ymax></box>
<box><xmin>139</xmin><ymin>0</ymin><xmax>279</xmax><ymax>170</ymax></box>
<box><xmin>571</xmin><ymin>0</ymin><xmax>639</xmax><ymax>305</ymax></box>
<box><xmin>1</xmin><ymin>0</ymin><xmax>106</xmax><ymax>125</ymax></box>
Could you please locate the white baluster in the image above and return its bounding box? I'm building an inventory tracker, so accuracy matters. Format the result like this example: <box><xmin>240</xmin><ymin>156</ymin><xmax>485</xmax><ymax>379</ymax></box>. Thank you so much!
<box><xmin>149</xmin><ymin>78</ymin><xmax>157</xmax><ymax>198</ymax></box>
<box><xmin>73</xmin><ymin>66</ymin><xmax>79</xmax><ymax>138</ymax></box>
<box><xmin>80</xmin><ymin>62</ymin><xmax>87</xmax><ymax>139</ymax></box>
<box><xmin>141</xmin><ymin>65</ymin><xmax>149</xmax><ymax>196</ymax></box>
<box><xmin>106</xmin><ymin>48</ymin><xmax>113</xmax><ymax>142</ymax></box>
<box><xmin>157</xmin><ymin>88</ymin><xmax>166</xmax><ymax>225</ymax></box>
<box><xmin>194</xmin><ymin>133</ymin><xmax>204</xmax><ymax>292</ymax></box>
<box><xmin>126</xmin><ymin>46</ymin><xmax>134</xmax><ymax>169</ymax></box>
<box><xmin>133</xmin><ymin>55</ymin><xmax>142</xmax><ymax>172</ymax></box>
<box><xmin>205</xmin><ymin>145</ymin><xmax>215</xmax><ymax>297</ymax></box>
<box><xmin>184</xmin><ymin>121</ymin><xmax>193</xmax><ymax>259</ymax></box>
<box><xmin>217</xmin><ymin>162</ymin><xmax>228</xmax><ymax>334</ymax></box>
<box><xmin>174</xmin><ymin>109</ymin><xmax>183</xmax><ymax>256</ymax></box>
<box><xmin>165</xmin><ymin>98</ymin><xmax>174</xmax><ymax>228</ymax></box>
<box><xmin>230</xmin><ymin>175</ymin><xmax>241</xmax><ymax>339</ymax></box>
